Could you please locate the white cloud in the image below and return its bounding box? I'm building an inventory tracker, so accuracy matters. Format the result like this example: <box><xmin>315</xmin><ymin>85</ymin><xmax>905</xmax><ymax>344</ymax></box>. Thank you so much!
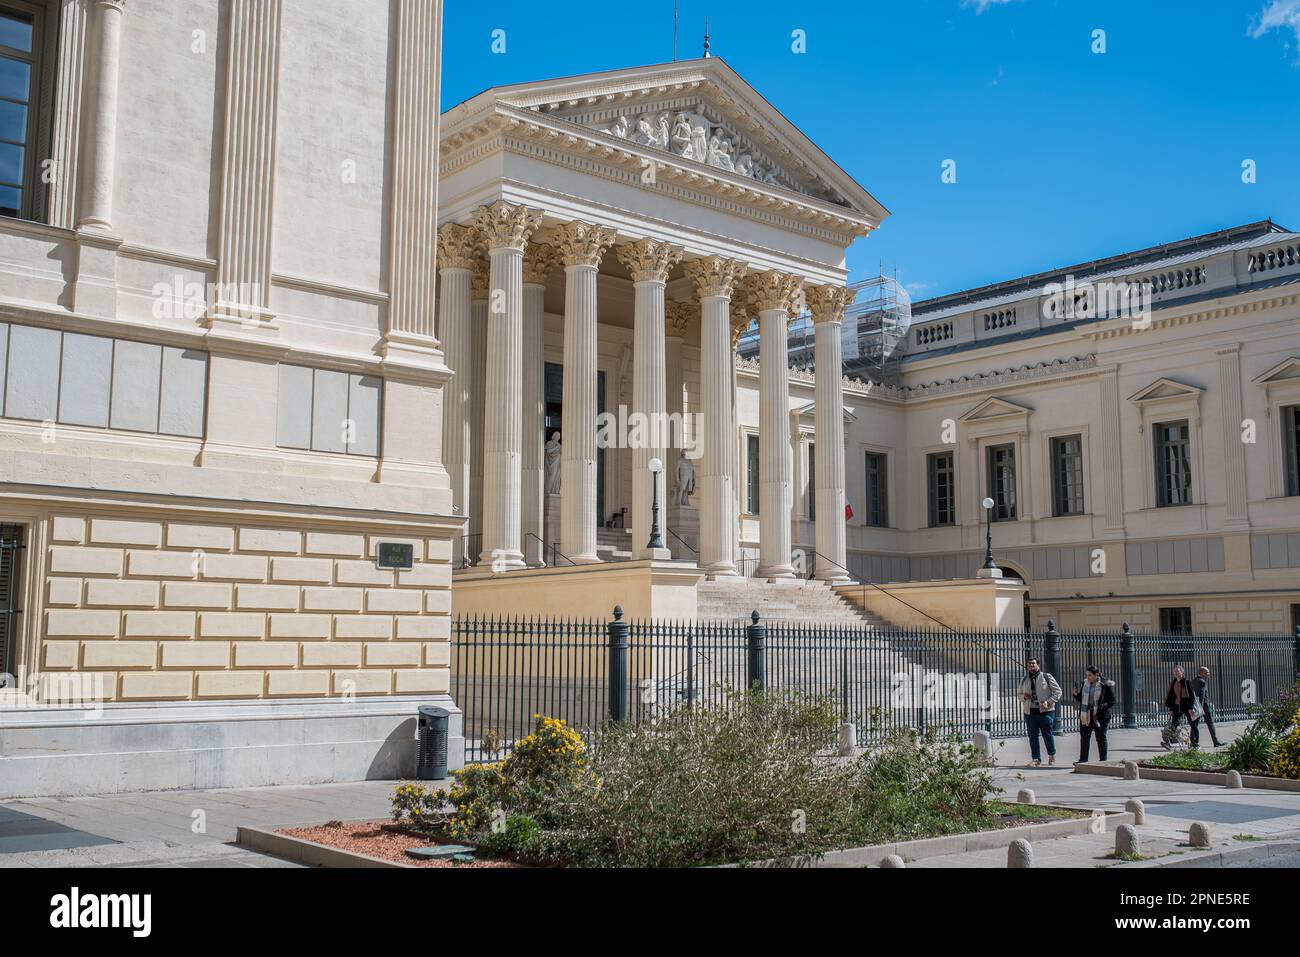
<box><xmin>961</xmin><ymin>0</ymin><xmax>1022</xmax><ymax>13</ymax></box>
<box><xmin>1251</xmin><ymin>0</ymin><xmax>1300</xmax><ymax>54</ymax></box>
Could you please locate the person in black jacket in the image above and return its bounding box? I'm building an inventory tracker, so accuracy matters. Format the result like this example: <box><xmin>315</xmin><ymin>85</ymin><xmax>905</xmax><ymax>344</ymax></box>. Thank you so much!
<box><xmin>1072</xmin><ymin>665</ymin><xmax>1116</xmax><ymax>762</ymax></box>
<box><xmin>1163</xmin><ymin>665</ymin><xmax>1201</xmax><ymax>749</ymax></box>
<box><xmin>1192</xmin><ymin>666</ymin><xmax>1224</xmax><ymax>748</ymax></box>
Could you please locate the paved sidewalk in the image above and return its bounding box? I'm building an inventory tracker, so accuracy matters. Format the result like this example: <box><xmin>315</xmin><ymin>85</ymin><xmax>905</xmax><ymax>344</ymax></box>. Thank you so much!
<box><xmin>983</xmin><ymin>719</ymin><xmax>1248</xmax><ymax>768</ymax></box>
<box><xmin>0</xmin><ymin>780</ymin><xmax>404</xmax><ymax>868</ymax></box>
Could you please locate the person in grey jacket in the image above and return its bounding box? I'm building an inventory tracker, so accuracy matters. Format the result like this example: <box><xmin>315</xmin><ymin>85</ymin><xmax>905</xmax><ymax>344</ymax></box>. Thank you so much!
<box><xmin>1019</xmin><ymin>657</ymin><xmax>1063</xmax><ymax>767</ymax></box>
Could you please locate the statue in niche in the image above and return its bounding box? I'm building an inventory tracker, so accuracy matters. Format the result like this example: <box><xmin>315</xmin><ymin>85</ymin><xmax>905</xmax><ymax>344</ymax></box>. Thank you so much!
<box><xmin>544</xmin><ymin>432</ymin><xmax>562</xmax><ymax>494</ymax></box>
<box><xmin>673</xmin><ymin>455</ymin><xmax>696</xmax><ymax>506</ymax></box>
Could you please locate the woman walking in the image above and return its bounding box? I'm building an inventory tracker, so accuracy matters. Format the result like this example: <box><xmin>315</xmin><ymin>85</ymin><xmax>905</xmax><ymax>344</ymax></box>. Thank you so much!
<box><xmin>1072</xmin><ymin>665</ymin><xmax>1115</xmax><ymax>762</ymax></box>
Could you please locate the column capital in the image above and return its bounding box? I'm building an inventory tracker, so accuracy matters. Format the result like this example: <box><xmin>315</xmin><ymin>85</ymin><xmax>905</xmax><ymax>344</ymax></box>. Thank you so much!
<box><xmin>95</xmin><ymin>0</ymin><xmax>127</xmax><ymax>10</ymax></box>
<box><xmin>743</xmin><ymin>270</ymin><xmax>804</xmax><ymax>314</ymax></box>
<box><xmin>522</xmin><ymin>241</ymin><xmax>562</xmax><ymax>285</ymax></box>
<box><xmin>684</xmin><ymin>256</ymin><xmax>748</xmax><ymax>300</ymax></box>
<box><xmin>470</xmin><ymin>258</ymin><xmax>490</xmax><ymax>299</ymax></box>
<box><xmin>474</xmin><ymin>200</ymin><xmax>544</xmax><ymax>252</ymax></box>
<box><xmin>665</xmin><ymin>300</ymin><xmax>694</xmax><ymax>338</ymax></box>
<box><xmin>437</xmin><ymin>223</ymin><xmax>479</xmax><ymax>271</ymax></box>
<box><xmin>617</xmin><ymin>239</ymin><xmax>683</xmax><ymax>283</ymax></box>
<box><xmin>555</xmin><ymin>220</ymin><xmax>616</xmax><ymax>268</ymax></box>
<box><xmin>805</xmin><ymin>283</ymin><xmax>856</xmax><ymax>324</ymax></box>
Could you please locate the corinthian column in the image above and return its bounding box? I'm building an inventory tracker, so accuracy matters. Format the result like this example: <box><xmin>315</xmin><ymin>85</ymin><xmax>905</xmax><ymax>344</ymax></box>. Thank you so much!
<box><xmin>806</xmin><ymin>283</ymin><xmax>856</xmax><ymax>583</ymax></box>
<box><xmin>556</xmin><ymin>222</ymin><xmax>616</xmax><ymax>563</ymax></box>
<box><xmin>78</xmin><ymin>0</ymin><xmax>128</xmax><ymax>232</ymax></box>
<box><xmin>468</xmin><ymin>258</ymin><xmax>489</xmax><ymax>548</ymax></box>
<box><xmin>521</xmin><ymin>241</ymin><xmax>560</xmax><ymax>565</ymax></box>
<box><xmin>747</xmin><ymin>271</ymin><xmax>803</xmax><ymax>581</ymax></box>
<box><xmin>685</xmin><ymin>256</ymin><xmax>747</xmax><ymax>577</ymax></box>
<box><xmin>208</xmin><ymin>0</ymin><xmax>284</xmax><ymax>328</ymax></box>
<box><xmin>617</xmin><ymin>239</ymin><xmax>684</xmax><ymax>560</ymax></box>
<box><xmin>437</xmin><ymin>224</ymin><xmax>477</xmax><ymax>528</ymax></box>
<box><xmin>474</xmin><ymin>202</ymin><xmax>544</xmax><ymax>570</ymax></box>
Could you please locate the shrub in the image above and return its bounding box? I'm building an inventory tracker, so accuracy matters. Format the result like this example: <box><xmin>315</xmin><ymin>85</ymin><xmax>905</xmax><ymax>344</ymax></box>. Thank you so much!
<box><xmin>485</xmin><ymin>814</ymin><xmax>540</xmax><ymax>857</ymax></box>
<box><xmin>1222</xmin><ymin>721</ymin><xmax>1276</xmax><ymax>775</ymax></box>
<box><xmin>390</xmin><ymin>782</ymin><xmax>445</xmax><ymax>829</ymax></box>
<box><xmin>1252</xmin><ymin>681</ymin><xmax>1300</xmax><ymax>735</ymax></box>
<box><xmin>1147</xmin><ymin>750</ymin><xmax>1228</xmax><ymax>771</ymax></box>
<box><xmin>1269</xmin><ymin>708</ymin><xmax>1300</xmax><ymax>781</ymax></box>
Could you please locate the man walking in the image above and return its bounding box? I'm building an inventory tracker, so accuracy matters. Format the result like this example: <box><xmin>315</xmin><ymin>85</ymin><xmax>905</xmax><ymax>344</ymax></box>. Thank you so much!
<box><xmin>1072</xmin><ymin>665</ymin><xmax>1116</xmax><ymax>762</ymax></box>
<box><xmin>1162</xmin><ymin>665</ymin><xmax>1201</xmax><ymax>750</ymax></box>
<box><xmin>1192</xmin><ymin>666</ymin><xmax>1224</xmax><ymax>748</ymax></box>
<box><xmin>1020</xmin><ymin>657</ymin><xmax>1062</xmax><ymax>767</ymax></box>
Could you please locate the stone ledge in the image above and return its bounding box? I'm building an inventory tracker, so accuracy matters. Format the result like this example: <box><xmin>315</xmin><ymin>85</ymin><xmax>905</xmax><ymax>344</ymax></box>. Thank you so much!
<box><xmin>1073</xmin><ymin>761</ymin><xmax>1300</xmax><ymax>792</ymax></box>
<box><xmin>236</xmin><ymin>824</ymin><xmax>411</xmax><ymax>869</ymax></box>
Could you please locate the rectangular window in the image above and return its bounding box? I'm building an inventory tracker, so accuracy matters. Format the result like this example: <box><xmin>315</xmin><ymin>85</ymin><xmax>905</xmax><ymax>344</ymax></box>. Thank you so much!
<box><xmin>986</xmin><ymin>442</ymin><xmax>1018</xmax><ymax>521</ymax></box>
<box><xmin>1292</xmin><ymin>603</ymin><xmax>1300</xmax><ymax>635</ymax></box>
<box><xmin>927</xmin><ymin>451</ymin><xmax>955</xmax><ymax>527</ymax></box>
<box><xmin>1158</xmin><ymin>606</ymin><xmax>1194</xmax><ymax>661</ymax></box>
<box><xmin>1050</xmin><ymin>434</ymin><xmax>1085</xmax><ymax>516</ymax></box>
<box><xmin>277</xmin><ymin>364</ymin><xmax>382</xmax><ymax>457</ymax></box>
<box><xmin>1160</xmin><ymin>607</ymin><xmax>1193</xmax><ymax>634</ymax></box>
<box><xmin>1154</xmin><ymin>420</ymin><xmax>1192</xmax><ymax>507</ymax></box>
<box><xmin>0</xmin><ymin>522</ymin><xmax>23</xmax><ymax>680</ymax></box>
<box><xmin>807</xmin><ymin>442</ymin><xmax>815</xmax><ymax>521</ymax></box>
<box><xmin>0</xmin><ymin>323</ymin><xmax>207</xmax><ymax>437</ymax></box>
<box><xmin>0</xmin><ymin>1</ymin><xmax>54</xmax><ymax>221</ymax></box>
<box><xmin>865</xmin><ymin>451</ymin><xmax>888</xmax><ymax>527</ymax></box>
<box><xmin>745</xmin><ymin>434</ymin><xmax>759</xmax><ymax>514</ymax></box>
<box><xmin>1284</xmin><ymin>405</ymin><xmax>1300</xmax><ymax>497</ymax></box>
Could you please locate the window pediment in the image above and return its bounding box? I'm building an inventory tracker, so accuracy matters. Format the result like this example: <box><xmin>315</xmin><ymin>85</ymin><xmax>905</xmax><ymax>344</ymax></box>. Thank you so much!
<box><xmin>959</xmin><ymin>396</ymin><xmax>1033</xmax><ymax>423</ymax></box>
<box><xmin>1252</xmin><ymin>357</ymin><xmax>1300</xmax><ymax>386</ymax></box>
<box><xmin>1126</xmin><ymin>378</ymin><xmax>1204</xmax><ymax>405</ymax></box>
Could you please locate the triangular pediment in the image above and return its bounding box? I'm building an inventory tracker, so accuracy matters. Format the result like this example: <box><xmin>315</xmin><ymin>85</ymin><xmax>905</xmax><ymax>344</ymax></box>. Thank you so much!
<box><xmin>1252</xmin><ymin>357</ymin><xmax>1300</xmax><ymax>385</ymax></box>
<box><xmin>463</xmin><ymin>58</ymin><xmax>886</xmax><ymax>219</ymax></box>
<box><xmin>1127</xmin><ymin>378</ymin><xmax>1205</xmax><ymax>403</ymax></box>
<box><xmin>959</xmin><ymin>396</ymin><xmax>1033</xmax><ymax>422</ymax></box>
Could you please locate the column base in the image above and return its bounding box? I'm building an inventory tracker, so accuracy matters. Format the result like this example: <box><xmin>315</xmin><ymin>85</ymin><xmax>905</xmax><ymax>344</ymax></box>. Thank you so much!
<box><xmin>756</xmin><ymin>565</ymin><xmax>796</xmax><ymax>582</ymax></box>
<box><xmin>976</xmin><ymin>566</ymin><xmax>1003</xmax><ymax>579</ymax></box>
<box><xmin>815</xmin><ymin>570</ymin><xmax>853</xmax><ymax>585</ymax></box>
<box><xmin>479</xmin><ymin>549</ymin><xmax>526</xmax><ymax>572</ymax></box>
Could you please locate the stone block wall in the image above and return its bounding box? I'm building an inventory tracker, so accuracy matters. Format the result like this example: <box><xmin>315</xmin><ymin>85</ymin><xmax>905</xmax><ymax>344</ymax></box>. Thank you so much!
<box><xmin>37</xmin><ymin>512</ymin><xmax>453</xmax><ymax>702</ymax></box>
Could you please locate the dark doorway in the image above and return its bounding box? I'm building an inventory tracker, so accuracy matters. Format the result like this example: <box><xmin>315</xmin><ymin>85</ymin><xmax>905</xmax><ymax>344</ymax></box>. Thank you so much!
<box><xmin>544</xmin><ymin>363</ymin><xmax>606</xmax><ymax>527</ymax></box>
<box><xmin>0</xmin><ymin>524</ymin><xmax>25</xmax><ymax>686</ymax></box>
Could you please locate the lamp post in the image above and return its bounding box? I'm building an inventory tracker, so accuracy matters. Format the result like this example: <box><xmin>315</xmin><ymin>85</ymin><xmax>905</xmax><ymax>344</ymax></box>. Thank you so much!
<box><xmin>977</xmin><ymin>495</ymin><xmax>1001</xmax><ymax>579</ymax></box>
<box><xmin>647</xmin><ymin>457</ymin><xmax>665</xmax><ymax>551</ymax></box>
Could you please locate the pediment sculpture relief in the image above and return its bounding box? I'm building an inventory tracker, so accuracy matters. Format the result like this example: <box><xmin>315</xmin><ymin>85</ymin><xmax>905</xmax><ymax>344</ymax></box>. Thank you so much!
<box><xmin>603</xmin><ymin>109</ymin><xmax>788</xmax><ymax>188</ymax></box>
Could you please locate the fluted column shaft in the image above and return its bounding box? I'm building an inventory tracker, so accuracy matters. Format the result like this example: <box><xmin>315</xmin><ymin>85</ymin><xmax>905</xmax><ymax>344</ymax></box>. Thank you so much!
<box><xmin>813</xmin><ymin>320</ymin><xmax>848</xmax><ymax>581</ymax></box>
<box><xmin>439</xmin><ymin>264</ymin><xmax>472</xmax><ymax>518</ymax></box>
<box><xmin>79</xmin><ymin>0</ymin><xmax>128</xmax><ymax>231</ymax></box>
<box><xmin>468</xmin><ymin>288</ymin><xmax>487</xmax><ymax>544</ymax></box>
<box><xmin>476</xmin><ymin>203</ymin><xmax>543</xmax><ymax>570</ymax></box>
<box><xmin>686</xmin><ymin>257</ymin><xmax>746</xmax><ymax>577</ymax></box>
<box><xmin>521</xmin><ymin>242</ymin><xmax>557</xmax><ymax>566</ymax></box>
<box><xmin>619</xmin><ymin>241</ymin><xmax>683</xmax><ymax>560</ymax></box>
<box><xmin>750</xmin><ymin>272</ymin><xmax>802</xmax><ymax>580</ymax></box>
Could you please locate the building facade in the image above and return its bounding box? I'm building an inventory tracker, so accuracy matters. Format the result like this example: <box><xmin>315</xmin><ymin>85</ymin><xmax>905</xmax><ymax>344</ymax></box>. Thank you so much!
<box><xmin>0</xmin><ymin>0</ymin><xmax>462</xmax><ymax>794</ymax></box>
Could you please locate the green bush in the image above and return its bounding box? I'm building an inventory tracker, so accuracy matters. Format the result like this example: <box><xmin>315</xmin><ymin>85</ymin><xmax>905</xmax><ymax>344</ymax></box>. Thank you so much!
<box><xmin>1146</xmin><ymin>750</ymin><xmax>1228</xmax><ymax>771</ymax></box>
<box><xmin>1252</xmin><ymin>681</ymin><xmax>1300</xmax><ymax>735</ymax></box>
<box><xmin>1223</xmin><ymin>721</ymin><xmax>1276</xmax><ymax>775</ymax></box>
<box><xmin>390</xmin><ymin>782</ymin><xmax>445</xmax><ymax>829</ymax></box>
<box><xmin>486</xmin><ymin>814</ymin><xmax>541</xmax><ymax>857</ymax></box>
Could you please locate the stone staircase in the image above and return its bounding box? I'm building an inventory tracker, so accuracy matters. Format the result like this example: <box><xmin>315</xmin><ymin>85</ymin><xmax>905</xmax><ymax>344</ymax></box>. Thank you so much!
<box><xmin>595</xmin><ymin>527</ymin><xmax>633</xmax><ymax>563</ymax></box>
<box><xmin>696</xmin><ymin>578</ymin><xmax>890</xmax><ymax>625</ymax></box>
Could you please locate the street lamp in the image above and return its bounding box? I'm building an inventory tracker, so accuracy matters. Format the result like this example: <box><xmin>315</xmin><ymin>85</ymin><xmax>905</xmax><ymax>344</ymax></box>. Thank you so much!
<box><xmin>647</xmin><ymin>457</ymin><xmax>665</xmax><ymax>550</ymax></box>
<box><xmin>978</xmin><ymin>495</ymin><xmax>1001</xmax><ymax>578</ymax></box>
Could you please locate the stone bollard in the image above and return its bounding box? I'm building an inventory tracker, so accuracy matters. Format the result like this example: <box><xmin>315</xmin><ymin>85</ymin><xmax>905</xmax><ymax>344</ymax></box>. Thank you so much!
<box><xmin>972</xmin><ymin>730</ymin><xmax>992</xmax><ymax>758</ymax></box>
<box><xmin>879</xmin><ymin>854</ymin><xmax>906</xmax><ymax>869</ymax></box>
<box><xmin>837</xmin><ymin>722</ymin><xmax>858</xmax><ymax>757</ymax></box>
<box><xmin>1226</xmin><ymin>770</ymin><xmax>1243</xmax><ymax>789</ymax></box>
<box><xmin>1007</xmin><ymin>838</ymin><xmax>1034</xmax><ymax>868</ymax></box>
<box><xmin>1017</xmin><ymin>788</ymin><xmax>1036</xmax><ymax>805</ymax></box>
<box><xmin>1189</xmin><ymin>822</ymin><xmax>1212</xmax><ymax>848</ymax></box>
<box><xmin>1125</xmin><ymin>798</ymin><xmax>1146</xmax><ymax>825</ymax></box>
<box><xmin>1123</xmin><ymin>761</ymin><xmax>1140</xmax><ymax>781</ymax></box>
<box><xmin>1115</xmin><ymin>824</ymin><xmax>1140</xmax><ymax>858</ymax></box>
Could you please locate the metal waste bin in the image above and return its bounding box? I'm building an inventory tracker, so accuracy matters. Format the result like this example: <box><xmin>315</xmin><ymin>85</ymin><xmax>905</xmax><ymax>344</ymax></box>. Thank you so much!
<box><xmin>416</xmin><ymin>706</ymin><xmax>450</xmax><ymax>780</ymax></box>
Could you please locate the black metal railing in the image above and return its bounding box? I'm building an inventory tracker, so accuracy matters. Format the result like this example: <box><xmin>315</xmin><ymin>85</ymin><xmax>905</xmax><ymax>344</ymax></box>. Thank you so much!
<box><xmin>451</xmin><ymin>610</ymin><xmax>1300</xmax><ymax>763</ymax></box>
<box><xmin>801</xmin><ymin>548</ymin><xmax>962</xmax><ymax>634</ymax></box>
<box><xmin>665</xmin><ymin>527</ymin><xmax>698</xmax><ymax>557</ymax></box>
<box><xmin>455</xmin><ymin>533</ymin><xmax>483</xmax><ymax>570</ymax></box>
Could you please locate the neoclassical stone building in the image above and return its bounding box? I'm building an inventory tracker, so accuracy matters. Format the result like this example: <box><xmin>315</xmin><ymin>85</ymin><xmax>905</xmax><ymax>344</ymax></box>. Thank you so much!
<box><xmin>0</xmin><ymin>0</ymin><xmax>460</xmax><ymax>794</ymax></box>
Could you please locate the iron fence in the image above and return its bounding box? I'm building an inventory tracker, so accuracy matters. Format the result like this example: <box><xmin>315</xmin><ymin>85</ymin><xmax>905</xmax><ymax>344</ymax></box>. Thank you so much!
<box><xmin>451</xmin><ymin>611</ymin><xmax>1300</xmax><ymax>763</ymax></box>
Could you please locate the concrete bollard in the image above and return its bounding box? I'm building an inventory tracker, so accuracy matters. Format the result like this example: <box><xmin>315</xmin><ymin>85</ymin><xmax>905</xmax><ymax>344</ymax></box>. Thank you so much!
<box><xmin>1125</xmin><ymin>798</ymin><xmax>1146</xmax><ymax>825</ymax></box>
<box><xmin>879</xmin><ymin>854</ymin><xmax>906</xmax><ymax>869</ymax></box>
<box><xmin>1189</xmin><ymin>822</ymin><xmax>1212</xmax><ymax>848</ymax></box>
<box><xmin>1226</xmin><ymin>770</ymin><xmax>1243</xmax><ymax>789</ymax></box>
<box><xmin>837</xmin><ymin>722</ymin><xmax>858</xmax><ymax>757</ymax></box>
<box><xmin>1017</xmin><ymin>788</ymin><xmax>1036</xmax><ymax>805</ymax></box>
<box><xmin>972</xmin><ymin>730</ymin><xmax>992</xmax><ymax>758</ymax></box>
<box><xmin>1123</xmin><ymin>761</ymin><xmax>1141</xmax><ymax>781</ymax></box>
<box><xmin>1007</xmin><ymin>838</ymin><xmax>1034</xmax><ymax>868</ymax></box>
<box><xmin>1115</xmin><ymin>824</ymin><xmax>1140</xmax><ymax>858</ymax></box>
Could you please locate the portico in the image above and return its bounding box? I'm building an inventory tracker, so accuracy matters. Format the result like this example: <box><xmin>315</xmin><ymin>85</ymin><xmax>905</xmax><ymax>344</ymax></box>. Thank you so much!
<box><xmin>436</xmin><ymin>58</ymin><xmax>887</xmax><ymax>589</ymax></box>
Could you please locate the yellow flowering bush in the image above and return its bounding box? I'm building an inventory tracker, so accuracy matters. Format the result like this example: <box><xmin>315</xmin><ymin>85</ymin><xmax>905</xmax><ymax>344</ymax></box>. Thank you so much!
<box><xmin>390</xmin><ymin>782</ymin><xmax>444</xmax><ymax>828</ymax></box>
<box><xmin>1268</xmin><ymin>707</ymin><xmax>1300</xmax><ymax>781</ymax></box>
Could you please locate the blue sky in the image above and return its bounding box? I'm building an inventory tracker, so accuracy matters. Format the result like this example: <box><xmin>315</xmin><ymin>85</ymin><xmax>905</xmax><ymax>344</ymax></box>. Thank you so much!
<box><xmin>441</xmin><ymin>0</ymin><xmax>1300</xmax><ymax>301</ymax></box>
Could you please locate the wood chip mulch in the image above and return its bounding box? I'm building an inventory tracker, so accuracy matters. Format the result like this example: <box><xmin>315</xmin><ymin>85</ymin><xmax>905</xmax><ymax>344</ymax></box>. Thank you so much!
<box><xmin>280</xmin><ymin>821</ymin><xmax>520</xmax><ymax>868</ymax></box>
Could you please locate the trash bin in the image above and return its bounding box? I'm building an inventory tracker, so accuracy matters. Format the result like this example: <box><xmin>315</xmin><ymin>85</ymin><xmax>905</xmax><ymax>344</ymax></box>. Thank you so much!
<box><xmin>416</xmin><ymin>706</ymin><xmax>450</xmax><ymax>780</ymax></box>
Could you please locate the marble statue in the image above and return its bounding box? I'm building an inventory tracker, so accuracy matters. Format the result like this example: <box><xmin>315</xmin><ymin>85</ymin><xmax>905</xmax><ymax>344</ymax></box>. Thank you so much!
<box><xmin>544</xmin><ymin>432</ymin><xmax>562</xmax><ymax>494</ymax></box>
